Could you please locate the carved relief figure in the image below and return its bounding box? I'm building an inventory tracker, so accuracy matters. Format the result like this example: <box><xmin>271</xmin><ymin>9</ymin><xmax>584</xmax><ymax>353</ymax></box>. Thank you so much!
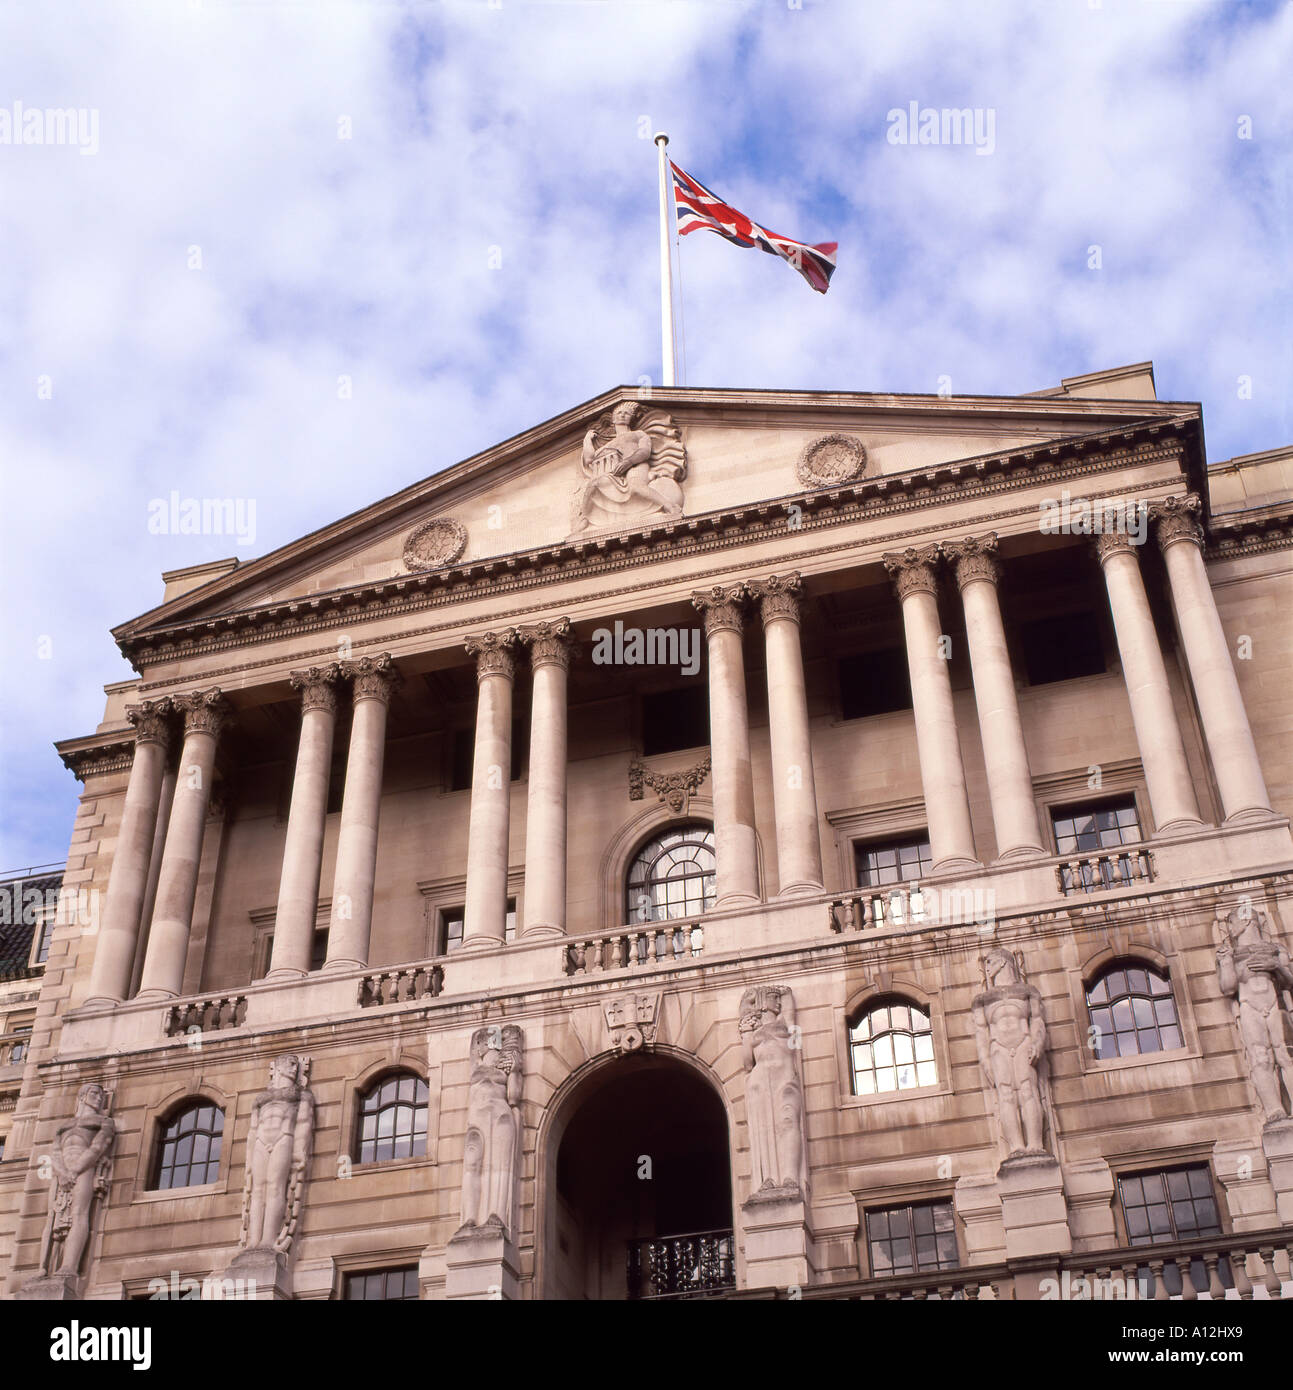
<box><xmin>972</xmin><ymin>949</ymin><xmax>1050</xmax><ymax>1160</ymax></box>
<box><xmin>572</xmin><ymin>402</ymin><xmax>686</xmax><ymax>533</ymax></box>
<box><xmin>37</xmin><ymin>1082</ymin><xmax>115</xmax><ymax>1279</ymax></box>
<box><xmin>1215</xmin><ymin>904</ymin><xmax>1293</xmax><ymax>1124</ymax></box>
<box><xmin>241</xmin><ymin>1053</ymin><xmax>315</xmax><ymax>1253</ymax></box>
<box><xmin>459</xmin><ymin>1025</ymin><xmax>524</xmax><ymax>1236</ymax></box>
<box><xmin>739</xmin><ymin>984</ymin><xmax>808</xmax><ymax>1198</ymax></box>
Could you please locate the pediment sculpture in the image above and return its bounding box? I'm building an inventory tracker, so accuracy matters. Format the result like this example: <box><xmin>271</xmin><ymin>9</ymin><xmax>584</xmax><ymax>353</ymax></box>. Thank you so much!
<box><xmin>571</xmin><ymin>402</ymin><xmax>686</xmax><ymax>534</ymax></box>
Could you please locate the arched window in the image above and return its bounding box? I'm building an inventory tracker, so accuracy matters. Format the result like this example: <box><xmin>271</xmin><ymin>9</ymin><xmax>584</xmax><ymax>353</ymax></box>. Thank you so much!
<box><xmin>1085</xmin><ymin>961</ymin><xmax>1181</xmax><ymax>1059</ymax></box>
<box><xmin>151</xmin><ymin>1100</ymin><xmax>224</xmax><ymax>1190</ymax></box>
<box><xmin>849</xmin><ymin>998</ymin><xmax>937</xmax><ymax>1095</ymax></box>
<box><xmin>625</xmin><ymin>823</ymin><xmax>716</xmax><ymax>925</ymax></box>
<box><xmin>355</xmin><ymin>1072</ymin><xmax>429</xmax><ymax>1165</ymax></box>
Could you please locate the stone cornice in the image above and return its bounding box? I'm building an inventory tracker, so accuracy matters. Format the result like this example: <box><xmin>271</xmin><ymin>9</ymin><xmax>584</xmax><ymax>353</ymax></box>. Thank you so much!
<box><xmin>115</xmin><ymin>417</ymin><xmax>1206</xmax><ymax>672</ymax></box>
<box><xmin>57</xmin><ymin>735</ymin><xmax>136</xmax><ymax>782</ymax></box>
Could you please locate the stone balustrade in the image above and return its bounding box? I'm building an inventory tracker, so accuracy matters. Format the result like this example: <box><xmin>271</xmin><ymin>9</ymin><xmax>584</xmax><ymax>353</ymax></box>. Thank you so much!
<box><xmin>565</xmin><ymin>921</ymin><xmax>704</xmax><ymax>977</ymax></box>
<box><xmin>163</xmin><ymin>994</ymin><xmax>247</xmax><ymax>1037</ymax></box>
<box><xmin>357</xmin><ymin>964</ymin><xmax>444</xmax><ymax>1009</ymax></box>
<box><xmin>1056</xmin><ymin>847</ymin><xmax>1155</xmax><ymax>896</ymax></box>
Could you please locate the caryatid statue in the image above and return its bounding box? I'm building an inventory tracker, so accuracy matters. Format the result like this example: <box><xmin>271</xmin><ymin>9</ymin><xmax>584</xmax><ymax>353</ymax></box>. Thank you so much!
<box><xmin>1215</xmin><ymin>903</ymin><xmax>1293</xmax><ymax>1125</ymax></box>
<box><xmin>739</xmin><ymin>984</ymin><xmax>809</xmax><ymax>1199</ymax></box>
<box><xmin>240</xmin><ymin>1054</ymin><xmax>316</xmax><ymax>1254</ymax></box>
<box><xmin>571</xmin><ymin>402</ymin><xmax>686</xmax><ymax>533</ymax></box>
<box><xmin>37</xmin><ymin>1082</ymin><xmax>116</xmax><ymax>1279</ymax></box>
<box><xmin>458</xmin><ymin>1025</ymin><xmax>524</xmax><ymax>1237</ymax></box>
<box><xmin>972</xmin><ymin>949</ymin><xmax>1050</xmax><ymax>1161</ymax></box>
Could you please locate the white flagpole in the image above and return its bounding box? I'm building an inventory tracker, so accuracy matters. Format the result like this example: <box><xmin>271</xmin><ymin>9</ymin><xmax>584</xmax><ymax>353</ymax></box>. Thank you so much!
<box><xmin>654</xmin><ymin>131</ymin><xmax>676</xmax><ymax>387</ymax></box>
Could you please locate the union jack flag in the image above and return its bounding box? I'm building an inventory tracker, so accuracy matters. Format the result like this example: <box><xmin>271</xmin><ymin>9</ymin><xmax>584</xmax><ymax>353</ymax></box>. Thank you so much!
<box><xmin>670</xmin><ymin>161</ymin><xmax>837</xmax><ymax>295</ymax></box>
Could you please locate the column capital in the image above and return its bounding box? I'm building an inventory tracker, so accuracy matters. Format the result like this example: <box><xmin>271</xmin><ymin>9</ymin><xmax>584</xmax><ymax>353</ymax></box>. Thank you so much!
<box><xmin>340</xmin><ymin>653</ymin><xmax>401</xmax><ymax>704</ymax></box>
<box><xmin>1151</xmin><ymin>494</ymin><xmax>1204</xmax><ymax>553</ymax></box>
<box><xmin>126</xmin><ymin>698</ymin><xmax>175</xmax><ymax>751</ymax></box>
<box><xmin>747</xmin><ymin>573</ymin><xmax>803</xmax><ymax>625</ymax></box>
<box><xmin>882</xmin><ymin>545</ymin><xmax>941</xmax><ymax>601</ymax></box>
<box><xmin>943</xmin><ymin>534</ymin><xmax>1001</xmax><ymax>589</ymax></box>
<box><xmin>517</xmin><ymin>618</ymin><xmax>573</xmax><ymax>670</ymax></box>
<box><xmin>691</xmin><ymin>584</ymin><xmax>747</xmax><ymax>636</ymax></box>
<box><xmin>1093</xmin><ymin>529</ymin><xmax>1139</xmax><ymax>565</ymax></box>
<box><xmin>465</xmin><ymin>629</ymin><xmax>519</xmax><ymax>681</ymax></box>
<box><xmin>172</xmin><ymin>688</ymin><xmax>231</xmax><ymax>739</ymax></box>
<box><xmin>289</xmin><ymin>663</ymin><xmax>342</xmax><ymax>714</ymax></box>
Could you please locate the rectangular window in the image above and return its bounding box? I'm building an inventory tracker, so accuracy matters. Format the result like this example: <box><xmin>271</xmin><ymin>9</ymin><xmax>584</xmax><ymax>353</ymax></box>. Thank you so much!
<box><xmin>1117</xmin><ymin>1165</ymin><xmax>1221</xmax><ymax>1246</ymax></box>
<box><xmin>641</xmin><ymin>686</ymin><xmax>709</xmax><ymax>756</ymax></box>
<box><xmin>343</xmin><ymin>1266</ymin><xmax>420</xmax><ymax>1301</ymax></box>
<box><xmin>1021</xmin><ymin>612</ymin><xmax>1106</xmax><ymax>685</ymax></box>
<box><xmin>0</xmin><ymin>1137</ymin><xmax>6</xmax><ymax>1161</ymax></box>
<box><xmin>33</xmin><ymin>917</ymin><xmax>53</xmax><ymax>965</ymax></box>
<box><xmin>259</xmin><ymin>929</ymin><xmax>328</xmax><ymax>977</ymax></box>
<box><xmin>7</xmin><ymin>1025</ymin><xmax>32</xmax><ymax>1065</ymax></box>
<box><xmin>865</xmin><ymin>1200</ymin><xmax>958</xmax><ymax>1278</ymax></box>
<box><xmin>855</xmin><ymin>835</ymin><xmax>932</xmax><ymax>926</ymax></box>
<box><xmin>1052</xmin><ymin>798</ymin><xmax>1141</xmax><ymax>854</ymax></box>
<box><xmin>441</xmin><ymin>899</ymin><xmax>516</xmax><ymax>953</ymax></box>
<box><xmin>838</xmin><ymin>650</ymin><xmax>912</xmax><ymax>720</ymax></box>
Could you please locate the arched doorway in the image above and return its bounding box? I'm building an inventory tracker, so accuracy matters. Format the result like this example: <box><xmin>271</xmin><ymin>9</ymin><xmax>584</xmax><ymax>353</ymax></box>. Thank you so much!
<box><xmin>542</xmin><ymin>1053</ymin><xmax>734</xmax><ymax>1300</ymax></box>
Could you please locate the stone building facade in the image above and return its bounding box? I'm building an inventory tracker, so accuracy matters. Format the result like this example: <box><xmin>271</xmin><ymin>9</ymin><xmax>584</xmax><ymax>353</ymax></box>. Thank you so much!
<box><xmin>3</xmin><ymin>361</ymin><xmax>1293</xmax><ymax>1300</ymax></box>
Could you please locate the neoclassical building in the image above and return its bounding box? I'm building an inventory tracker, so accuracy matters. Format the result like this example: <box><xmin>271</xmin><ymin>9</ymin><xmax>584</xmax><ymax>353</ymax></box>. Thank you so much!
<box><xmin>3</xmin><ymin>361</ymin><xmax>1293</xmax><ymax>1300</ymax></box>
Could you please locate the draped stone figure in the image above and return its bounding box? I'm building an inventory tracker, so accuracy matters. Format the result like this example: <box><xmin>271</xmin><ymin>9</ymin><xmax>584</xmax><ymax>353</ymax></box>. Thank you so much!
<box><xmin>972</xmin><ymin>949</ymin><xmax>1051</xmax><ymax>1161</ymax></box>
<box><xmin>37</xmin><ymin>1082</ymin><xmax>115</xmax><ymax>1279</ymax></box>
<box><xmin>240</xmin><ymin>1054</ymin><xmax>316</xmax><ymax>1254</ymax></box>
<box><xmin>571</xmin><ymin>402</ymin><xmax>686</xmax><ymax>533</ymax></box>
<box><xmin>458</xmin><ymin>1025</ymin><xmax>524</xmax><ymax>1236</ymax></box>
<box><xmin>1215</xmin><ymin>904</ymin><xmax>1293</xmax><ymax>1125</ymax></box>
<box><xmin>739</xmin><ymin>984</ymin><xmax>808</xmax><ymax>1199</ymax></box>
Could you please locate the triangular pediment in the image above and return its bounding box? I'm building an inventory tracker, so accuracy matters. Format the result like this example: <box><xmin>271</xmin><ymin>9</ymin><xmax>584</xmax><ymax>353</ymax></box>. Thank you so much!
<box><xmin>115</xmin><ymin>371</ymin><xmax>1193</xmax><ymax>643</ymax></box>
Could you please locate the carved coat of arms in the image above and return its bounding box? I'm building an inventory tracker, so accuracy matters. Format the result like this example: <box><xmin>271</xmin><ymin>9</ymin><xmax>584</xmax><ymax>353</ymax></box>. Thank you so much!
<box><xmin>604</xmin><ymin>992</ymin><xmax>662</xmax><ymax>1054</ymax></box>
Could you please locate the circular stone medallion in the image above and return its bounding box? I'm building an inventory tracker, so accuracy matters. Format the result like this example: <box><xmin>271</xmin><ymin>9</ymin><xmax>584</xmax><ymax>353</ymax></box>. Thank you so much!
<box><xmin>796</xmin><ymin>433</ymin><xmax>868</xmax><ymax>488</ymax></box>
<box><xmin>403</xmin><ymin>517</ymin><xmax>467</xmax><ymax>571</ymax></box>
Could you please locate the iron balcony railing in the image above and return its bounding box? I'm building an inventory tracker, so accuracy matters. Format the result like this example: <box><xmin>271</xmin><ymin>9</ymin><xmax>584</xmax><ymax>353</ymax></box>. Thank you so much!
<box><xmin>627</xmin><ymin>1228</ymin><xmax>736</xmax><ymax>1300</ymax></box>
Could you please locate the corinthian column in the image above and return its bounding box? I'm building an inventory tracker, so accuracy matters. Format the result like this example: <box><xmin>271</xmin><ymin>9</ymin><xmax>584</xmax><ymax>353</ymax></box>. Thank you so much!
<box><xmin>267</xmin><ymin>665</ymin><xmax>341</xmax><ymax>979</ymax></box>
<box><xmin>137</xmin><ymin>690</ymin><xmax>230</xmax><ymax>1000</ymax></box>
<box><xmin>324</xmin><ymin>655</ymin><xmax>399</xmax><ymax>971</ymax></box>
<box><xmin>1153</xmin><ymin>495</ymin><xmax>1273</xmax><ymax>822</ymax></box>
<box><xmin>883</xmin><ymin>548</ymin><xmax>978</xmax><ymax>872</ymax></box>
<box><xmin>85</xmin><ymin>699</ymin><xmax>175</xmax><ymax>1007</ymax></box>
<box><xmin>518</xmin><ymin>620</ymin><xmax>571</xmax><ymax>938</ymax></box>
<box><xmin>748</xmin><ymin>574</ymin><xmax>823</xmax><ymax>896</ymax></box>
<box><xmin>692</xmin><ymin>586</ymin><xmax>760</xmax><ymax>908</ymax></box>
<box><xmin>462</xmin><ymin>630</ymin><xmax>518</xmax><ymax>949</ymax></box>
<box><xmin>1095</xmin><ymin>530</ymin><xmax>1203</xmax><ymax>834</ymax></box>
<box><xmin>944</xmin><ymin>536</ymin><xmax>1045</xmax><ymax>859</ymax></box>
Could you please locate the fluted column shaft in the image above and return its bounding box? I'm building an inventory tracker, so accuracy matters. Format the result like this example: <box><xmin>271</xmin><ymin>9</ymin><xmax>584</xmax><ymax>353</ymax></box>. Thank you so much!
<box><xmin>884</xmin><ymin>548</ymin><xmax>978</xmax><ymax>872</ymax></box>
<box><xmin>1095</xmin><ymin>531</ymin><xmax>1203</xmax><ymax>833</ymax></box>
<box><xmin>519</xmin><ymin>621</ymin><xmax>571</xmax><ymax>938</ymax></box>
<box><xmin>462</xmin><ymin>631</ymin><xmax>517</xmax><ymax>948</ymax></box>
<box><xmin>86</xmin><ymin>700</ymin><xmax>174</xmax><ymax>1006</ymax></box>
<box><xmin>945</xmin><ymin>537</ymin><xmax>1045</xmax><ymax>859</ymax></box>
<box><xmin>749</xmin><ymin>575</ymin><xmax>823</xmax><ymax>896</ymax></box>
<box><xmin>324</xmin><ymin>655</ymin><xmax>399</xmax><ymax>971</ymax></box>
<box><xmin>1154</xmin><ymin>495</ymin><xmax>1272</xmax><ymax>822</ymax></box>
<box><xmin>693</xmin><ymin>588</ymin><xmax>759</xmax><ymax>907</ymax></box>
<box><xmin>137</xmin><ymin>691</ymin><xmax>230</xmax><ymax>999</ymax></box>
<box><xmin>269</xmin><ymin>665</ymin><xmax>341</xmax><ymax>979</ymax></box>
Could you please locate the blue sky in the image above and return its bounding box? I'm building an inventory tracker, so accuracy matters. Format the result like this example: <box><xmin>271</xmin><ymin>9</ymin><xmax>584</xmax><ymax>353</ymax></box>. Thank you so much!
<box><xmin>1</xmin><ymin>0</ymin><xmax>1290</xmax><ymax>869</ymax></box>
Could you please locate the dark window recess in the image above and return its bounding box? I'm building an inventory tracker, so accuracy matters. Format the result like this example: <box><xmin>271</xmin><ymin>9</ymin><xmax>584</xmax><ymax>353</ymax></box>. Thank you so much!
<box><xmin>355</xmin><ymin>1074</ymin><xmax>429</xmax><ymax>1165</ymax></box>
<box><xmin>442</xmin><ymin>899</ymin><xmax>517</xmax><ymax>953</ymax></box>
<box><xmin>866</xmin><ymin>1200</ymin><xmax>958</xmax><ymax>1277</ymax></box>
<box><xmin>449</xmin><ymin>723</ymin><xmax>526</xmax><ymax>790</ymax></box>
<box><xmin>1053</xmin><ymin>798</ymin><xmax>1141</xmax><ymax>854</ymax></box>
<box><xmin>325</xmin><ymin>745</ymin><xmax>348</xmax><ymax>814</ymax></box>
<box><xmin>0</xmin><ymin>1137</ymin><xmax>6</xmax><ymax>1161</ymax></box>
<box><xmin>839</xmin><ymin>650</ymin><xmax>911</xmax><ymax>719</ymax></box>
<box><xmin>641</xmin><ymin>685</ymin><xmax>709</xmax><ymax>756</ymax></box>
<box><xmin>343</xmin><ymin>1267</ymin><xmax>420</xmax><ymax>1301</ymax></box>
<box><xmin>310</xmin><ymin>929</ymin><xmax>329</xmax><ymax>972</ymax></box>
<box><xmin>1021</xmin><ymin>613</ymin><xmax>1106</xmax><ymax>685</ymax></box>
<box><xmin>152</xmin><ymin>1103</ymin><xmax>224</xmax><ymax>1190</ymax></box>
<box><xmin>1117</xmin><ymin>1164</ymin><xmax>1231</xmax><ymax>1297</ymax></box>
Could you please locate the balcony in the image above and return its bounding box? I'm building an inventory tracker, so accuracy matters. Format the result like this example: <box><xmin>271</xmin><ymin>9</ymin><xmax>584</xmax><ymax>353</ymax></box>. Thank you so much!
<box><xmin>51</xmin><ymin>812</ymin><xmax>1292</xmax><ymax>1059</ymax></box>
<box><xmin>726</xmin><ymin>1227</ymin><xmax>1293</xmax><ymax>1300</ymax></box>
<box><xmin>626</xmin><ymin>1229</ymin><xmax>736</xmax><ymax>1300</ymax></box>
